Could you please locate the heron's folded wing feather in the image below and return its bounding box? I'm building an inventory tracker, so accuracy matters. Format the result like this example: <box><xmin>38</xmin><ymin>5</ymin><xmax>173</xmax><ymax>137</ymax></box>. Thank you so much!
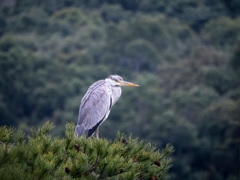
<box><xmin>77</xmin><ymin>80</ymin><xmax>112</xmax><ymax>130</ymax></box>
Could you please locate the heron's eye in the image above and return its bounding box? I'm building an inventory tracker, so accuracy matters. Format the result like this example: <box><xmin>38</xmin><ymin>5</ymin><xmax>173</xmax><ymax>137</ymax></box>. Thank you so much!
<box><xmin>115</xmin><ymin>80</ymin><xmax>118</xmax><ymax>82</ymax></box>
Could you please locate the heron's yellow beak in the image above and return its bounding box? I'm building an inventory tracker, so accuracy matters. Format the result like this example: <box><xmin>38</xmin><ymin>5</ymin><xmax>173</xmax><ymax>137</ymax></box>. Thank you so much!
<box><xmin>120</xmin><ymin>80</ymin><xmax>139</xmax><ymax>87</ymax></box>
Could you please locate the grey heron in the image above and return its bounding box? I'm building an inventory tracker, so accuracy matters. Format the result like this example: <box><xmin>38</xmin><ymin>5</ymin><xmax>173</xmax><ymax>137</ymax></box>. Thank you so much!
<box><xmin>75</xmin><ymin>75</ymin><xmax>139</xmax><ymax>138</ymax></box>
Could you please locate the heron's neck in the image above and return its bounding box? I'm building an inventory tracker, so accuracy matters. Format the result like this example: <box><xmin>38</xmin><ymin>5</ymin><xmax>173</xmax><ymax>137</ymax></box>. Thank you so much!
<box><xmin>111</xmin><ymin>86</ymin><xmax>122</xmax><ymax>106</ymax></box>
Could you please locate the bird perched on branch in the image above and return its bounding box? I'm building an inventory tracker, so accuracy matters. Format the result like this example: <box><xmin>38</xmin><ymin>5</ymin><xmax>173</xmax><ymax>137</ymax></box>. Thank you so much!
<box><xmin>75</xmin><ymin>75</ymin><xmax>139</xmax><ymax>138</ymax></box>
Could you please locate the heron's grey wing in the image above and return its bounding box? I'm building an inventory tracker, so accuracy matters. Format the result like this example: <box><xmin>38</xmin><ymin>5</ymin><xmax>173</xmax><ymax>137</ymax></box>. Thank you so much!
<box><xmin>75</xmin><ymin>80</ymin><xmax>112</xmax><ymax>137</ymax></box>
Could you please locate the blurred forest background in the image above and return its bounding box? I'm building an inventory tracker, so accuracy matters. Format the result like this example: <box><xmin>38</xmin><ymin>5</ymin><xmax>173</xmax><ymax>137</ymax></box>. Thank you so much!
<box><xmin>0</xmin><ymin>0</ymin><xmax>240</xmax><ymax>179</ymax></box>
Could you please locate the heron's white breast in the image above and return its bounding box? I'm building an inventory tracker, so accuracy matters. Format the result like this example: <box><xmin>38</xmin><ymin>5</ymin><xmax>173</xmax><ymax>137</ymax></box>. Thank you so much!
<box><xmin>100</xmin><ymin>110</ymin><xmax>111</xmax><ymax>126</ymax></box>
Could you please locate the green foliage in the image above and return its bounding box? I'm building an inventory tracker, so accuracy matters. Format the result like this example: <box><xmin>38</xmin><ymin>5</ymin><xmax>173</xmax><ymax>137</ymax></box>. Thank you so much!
<box><xmin>0</xmin><ymin>122</ymin><xmax>173</xmax><ymax>179</ymax></box>
<box><xmin>231</xmin><ymin>40</ymin><xmax>240</xmax><ymax>74</ymax></box>
<box><xmin>201</xmin><ymin>67</ymin><xmax>238</xmax><ymax>94</ymax></box>
<box><xmin>201</xmin><ymin>17</ymin><xmax>240</xmax><ymax>49</ymax></box>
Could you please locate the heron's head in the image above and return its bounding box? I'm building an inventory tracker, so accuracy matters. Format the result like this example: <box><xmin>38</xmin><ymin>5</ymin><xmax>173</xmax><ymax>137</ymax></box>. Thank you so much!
<box><xmin>105</xmin><ymin>75</ymin><xmax>139</xmax><ymax>87</ymax></box>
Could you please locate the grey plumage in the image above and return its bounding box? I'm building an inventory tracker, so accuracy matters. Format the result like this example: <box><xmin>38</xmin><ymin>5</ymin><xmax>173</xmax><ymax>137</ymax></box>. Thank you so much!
<box><xmin>75</xmin><ymin>75</ymin><xmax>138</xmax><ymax>138</ymax></box>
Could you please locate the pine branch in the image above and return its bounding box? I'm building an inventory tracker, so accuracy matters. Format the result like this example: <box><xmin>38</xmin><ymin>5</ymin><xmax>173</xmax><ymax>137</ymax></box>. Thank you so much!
<box><xmin>0</xmin><ymin>122</ymin><xmax>173</xmax><ymax>179</ymax></box>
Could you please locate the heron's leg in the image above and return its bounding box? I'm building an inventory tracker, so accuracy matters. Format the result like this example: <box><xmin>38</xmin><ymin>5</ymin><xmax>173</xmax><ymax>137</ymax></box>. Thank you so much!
<box><xmin>95</xmin><ymin>127</ymin><xmax>99</xmax><ymax>139</ymax></box>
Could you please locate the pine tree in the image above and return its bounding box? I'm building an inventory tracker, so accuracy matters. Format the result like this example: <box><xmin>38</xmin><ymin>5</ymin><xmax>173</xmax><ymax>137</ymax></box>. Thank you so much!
<box><xmin>0</xmin><ymin>121</ymin><xmax>173</xmax><ymax>179</ymax></box>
